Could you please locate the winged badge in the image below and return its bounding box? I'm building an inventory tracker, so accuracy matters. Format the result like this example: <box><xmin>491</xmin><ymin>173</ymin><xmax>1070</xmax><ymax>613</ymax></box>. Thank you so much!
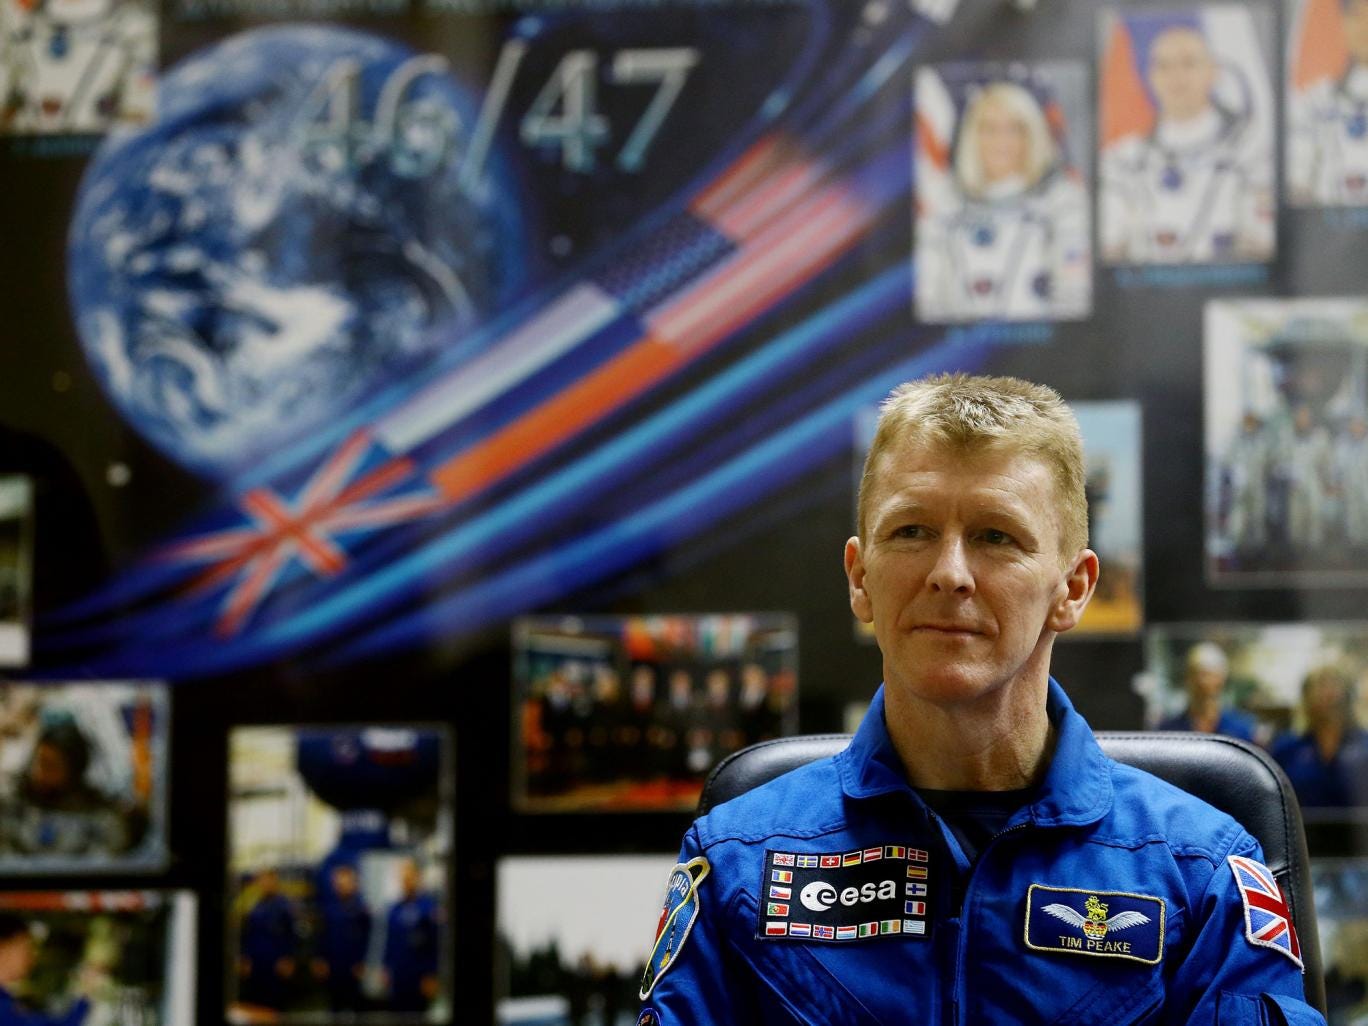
<box><xmin>1043</xmin><ymin>895</ymin><xmax>1151</xmax><ymax>940</ymax></box>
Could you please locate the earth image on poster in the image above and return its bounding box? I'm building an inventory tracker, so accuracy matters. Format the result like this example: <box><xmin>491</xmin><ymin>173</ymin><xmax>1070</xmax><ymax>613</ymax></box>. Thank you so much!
<box><xmin>67</xmin><ymin>25</ymin><xmax>525</xmax><ymax>477</ymax></box>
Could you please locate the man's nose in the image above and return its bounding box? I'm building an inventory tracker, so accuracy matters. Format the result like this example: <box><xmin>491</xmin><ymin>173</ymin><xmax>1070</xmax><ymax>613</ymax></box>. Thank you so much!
<box><xmin>927</xmin><ymin>536</ymin><xmax>975</xmax><ymax>594</ymax></box>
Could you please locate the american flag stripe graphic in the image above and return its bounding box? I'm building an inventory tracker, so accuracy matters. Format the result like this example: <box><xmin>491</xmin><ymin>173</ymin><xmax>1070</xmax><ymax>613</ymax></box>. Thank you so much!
<box><xmin>1228</xmin><ymin>855</ymin><xmax>1303</xmax><ymax>968</ymax></box>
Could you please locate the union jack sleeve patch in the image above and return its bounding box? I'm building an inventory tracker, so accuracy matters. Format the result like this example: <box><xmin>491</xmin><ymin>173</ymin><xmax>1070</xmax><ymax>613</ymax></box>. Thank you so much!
<box><xmin>1228</xmin><ymin>855</ymin><xmax>1303</xmax><ymax>971</ymax></box>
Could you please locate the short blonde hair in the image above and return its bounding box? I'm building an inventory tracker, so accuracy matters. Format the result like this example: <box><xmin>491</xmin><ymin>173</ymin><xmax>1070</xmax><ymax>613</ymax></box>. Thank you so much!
<box><xmin>856</xmin><ymin>373</ymin><xmax>1089</xmax><ymax>558</ymax></box>
<box><xmin>954</xmin><ymin>81</ymin><xmax>1058</xmax><ymax>199</ymax></box>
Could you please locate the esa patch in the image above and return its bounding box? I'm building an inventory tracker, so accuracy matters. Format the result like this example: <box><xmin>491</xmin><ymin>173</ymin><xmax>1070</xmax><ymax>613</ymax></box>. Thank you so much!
<box><xmin>1228</xmin><ymin>855</ymin><xmax>1303</xmax><ymax>970</ymax></box>
<box><xmin>756</xmin><ymin>845</ymin><xmax>930</xmax><ymax>942</ymax></box>
<box><xmin>637</xmin><ymin>1009</ymin><xmax>661</xmax><ymax>1026</ymax></box>
<box><xmin>1024</xmin><ymin>885</ymin><xmax>1165</xmax><ymax>965</ymax></box>
<box><xmin>639</xmin><ymin>857</ymin><xmax>710</xmax><ymax>1000</ymax></box>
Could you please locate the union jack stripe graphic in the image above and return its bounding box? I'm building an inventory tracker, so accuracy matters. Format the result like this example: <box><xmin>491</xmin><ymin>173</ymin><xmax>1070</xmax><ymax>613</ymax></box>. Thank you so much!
<box><xmin>1228</xmin><ymin>855</ymin><xmax>1303</xmax><ymax>969</ymax></box>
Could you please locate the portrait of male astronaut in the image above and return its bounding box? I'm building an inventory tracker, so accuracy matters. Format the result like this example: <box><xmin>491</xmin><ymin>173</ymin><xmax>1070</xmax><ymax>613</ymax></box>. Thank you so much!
<box><xmin>227</xmin><ymin>725</ymin><xmax>452</xmax><ymax>1023</ymax></box>
<box><xmin>1098</xmin><ymin>5</ymin><xmax>1276</xmax><ymax>264</ymax></box>
<box><xmin>914</xmin><ymin>62</ymin><xmax>1091</xmax><ymax>322</ymax></box>
<box><xmin>0</xmin><ymin>478</ymin><xmax>32</xmax><ymax>669</ymax></box>
<box><xmin>1288</xmin><ymin>0</ymin><xmax>1368</xmax><ymax>207</ymax></box>
<box><xmin>0</xmin><ymin>681</ymin><xmax>167</xmax><ymax>874</ymax></box>
<box><xmin>0</xmin><ymin>0</ymin><xmax>155</xmax><ymax>135</ymax></box>
<box><xmin>0</xmin><ymin>890</ymin><xmax>196</xmax><ymax>1026</ymax></box>
<box><xmin>1205</xmin><ymin>299</ymin><xmax>1368</xmax><ymax>583</ymax></box>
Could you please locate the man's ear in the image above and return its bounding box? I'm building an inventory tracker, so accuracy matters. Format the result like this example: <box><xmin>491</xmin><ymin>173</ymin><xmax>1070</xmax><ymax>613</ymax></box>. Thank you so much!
<box><xmin>1047</xmin><ymin>548</ymin><xmax>1099</xmax><ymax>634</ymax></box>
<box><xmin>845</xmin><ymin>536</ymin><xmax>874</xmax><ymax>624</ymax></box>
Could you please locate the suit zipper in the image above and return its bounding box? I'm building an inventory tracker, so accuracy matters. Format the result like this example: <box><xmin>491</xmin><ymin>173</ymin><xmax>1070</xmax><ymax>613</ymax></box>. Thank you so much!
<box><xmin>947</xmin><ymin>819</ymin><xmax>1030</xmax><ymax>1026</ymax></box>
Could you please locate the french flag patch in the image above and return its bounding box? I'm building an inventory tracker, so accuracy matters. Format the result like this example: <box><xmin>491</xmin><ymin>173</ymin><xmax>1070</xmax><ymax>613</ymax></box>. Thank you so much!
<box><xmin>1228</xmin><ymin>855</ymin><xmax>1303</xmax><ymax>971</ymax></box>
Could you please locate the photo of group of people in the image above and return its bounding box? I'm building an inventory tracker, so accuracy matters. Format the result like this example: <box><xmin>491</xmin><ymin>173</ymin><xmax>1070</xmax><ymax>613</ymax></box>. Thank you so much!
<box><xmin>1139</xmin><ymin>623</ymin><xmax>1368</xmax><ymax>811</ymax></box>
<box><xmin>1206</xmin><ymin>299</ymin><xmax>1368</xmax><ymax>582</ymax></box>
<box><xmin>0</xmin><ymin>0</ymin><xmax>157</xmax><ymax>137</ymax></box>
<box><xmin>496</xmin><ymin>855</ymin><xmax>673</xmax><ymax>1026</ymax></box>
<box><xmin>513</xmin><ymin>615</ymin><xmax>798</xmax><ymax>813</ymax></box>
<box><xmin>912</xmin><ymin>0</ymin><xmax>1368</xmax><ymax>323</ymax></box>
<box><xmin>0</xmin><ymin>890</ymin><xmax>196</xmax><ymax>1026</ymax></box>
<box><xmin>0</xmin><ymin>681</ymin><xmax>167</xmax><ymax>873</ymax></box>
<box><xmin>0</xmin><ymin>478</ymin><xmax>31</xmax><ymax>669</ymax></box>
<box><xmin>228</xmin><ymin>725</ymin><xmax>452</xmax><ymax>1023</ymax></box>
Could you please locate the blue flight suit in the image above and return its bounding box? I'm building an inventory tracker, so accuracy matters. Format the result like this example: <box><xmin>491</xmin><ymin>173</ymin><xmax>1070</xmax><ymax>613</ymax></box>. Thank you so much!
<box><xmin>0</xmin><ymin>988</ymin><xmax>87</xmax><ymax>1026</ymax></box>
<box><xmin>640</xmin><ymin>680</ymin><xmax>1325</xmax><ymax>1025</ymax></box>
<box><xmin>383</xmin><ymin>893</ymin><xmax>440</xmax><ymax>1013</ymax></box>
<box><xmin>241</xmin><ymin>892</ymin><xmax>298</xmax><ymax>1010</ymax></box>
<box><xmin>319</xmin><ymin>894</ymin><xmax>372</xmax><ymax>1012</ymax></box>
<box><xmin>1157</xmin><ymin>707</ymin><xmax>1259</xmax><ymax>744</ymax></box>
<box><xmin>1272</xmin><ymin>728</ymin><xmax>1368</xmax><ymax>809</ymax></box>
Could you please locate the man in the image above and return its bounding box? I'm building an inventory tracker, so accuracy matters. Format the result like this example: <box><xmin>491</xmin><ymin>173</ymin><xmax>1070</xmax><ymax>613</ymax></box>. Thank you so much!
<box><xmin>381</xmin><ymin>857</ymin><xmax>440</xmax><ymax>1015</ymax></box>
<box><xmin>311</xmin><ymin>863</ymin><xmax>371</xmax><ymax>1015</ymax></box>
<box><xmin>237</xmin><ymin>867</ymin><xmax>298</xmax><ymax>1012</ymax></box>
<box><xmin>638</xmin><ymin>374</ymin><xmax>1323</xmax><ymax>1024</ymax></box>
<box><xmin>0</xmin><ymin>914</ymin><xmax>88</xmax><ymax>1026</ymax></box>
<box><xmin>1273</xmin><ymin>665</ymin><xmax>1368</xmax><ymax>809</ymax></box>
<box><xmin>1288</xmin><ymin>0</ymin><xmax>1368</xmax><ymax>206</ymax></box>
<box><xmin>1158</xmin><ymin>641</ymin><xmax>1262</xmax><ymax>743</ymax></box>
<box><xmin>1101</xmin><ymin>22</ymin><xmax>1274</xmax><ymax>263</ymax></box>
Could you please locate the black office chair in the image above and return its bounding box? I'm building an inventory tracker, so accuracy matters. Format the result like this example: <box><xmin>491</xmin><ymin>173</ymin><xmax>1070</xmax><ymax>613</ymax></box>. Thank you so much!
<box><xmin>699</xmin><ymin>731</ymin><xmax>1327</xmax><ymax>1014</ymax></box>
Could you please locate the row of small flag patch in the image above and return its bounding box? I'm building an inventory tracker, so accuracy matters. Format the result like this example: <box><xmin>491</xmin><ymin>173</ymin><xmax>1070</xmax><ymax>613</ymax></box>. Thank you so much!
<box><xmin>771</xmin><ymin>847</ymin><xmax>928</xmax><ymax>868</ymax></box>
<box><xmin>765</xmin><ymin>919</ymin><xmax>927</xmax><ymax>938</ymax></box>
<box><xmin>768</xmin><ymin>898</ymin><xmax>927</xmax><ymax>917</ymax></box>
<box><xmin>769</xmin><ymin>882</ymin><xmax>927</xmax><ymax>901</ymax></box>
<box><xmin>771</xmin><ymin>864</ymin><xmax>928</xmax><ymax>885</ymax></box>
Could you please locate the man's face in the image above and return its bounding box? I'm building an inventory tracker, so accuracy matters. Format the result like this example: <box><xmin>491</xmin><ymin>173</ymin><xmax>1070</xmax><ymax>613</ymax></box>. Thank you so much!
<box><xmin>1186</xmin><ymin>666</ymin><xmax>1227</xmax><ymax>703</ymax></box>
<box><xmin>1345</xmin><ymin>0</ymin><xmax>1368</xmax><ymax>63</ymax></box>
<box><xmin>846</xmin><ymin>443</ymin><xmax>1091</xmax><ymax>709</ymax></box>
<box><xmin>1148</xmin><ymin>29</ymin><xmax>1217</xmax><ymax>122</ymax></box>
<box><xmin>0</xmin><ymin>934</ymin><xmax>33</xmax><ymax>988</ymax></box>
<box><xmin>331</xmin><ymin>866</ymin><xmax>358</xmax><ymax>900</ymax></box>
<box><xmin>26</xmin><ymin>743</ymin><xmax>71</xmax><ymax>800</ymax></box>
<box><xmin>974</xmin><ymin>96</ymin><xmax>1029</xmax><ymax>183</ymax></box>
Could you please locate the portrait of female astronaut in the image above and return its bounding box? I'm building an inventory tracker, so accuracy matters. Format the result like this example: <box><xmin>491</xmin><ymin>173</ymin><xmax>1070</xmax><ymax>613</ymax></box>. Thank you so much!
<box><xmin>914</xmin><ymin>64</ymin><xmax>1091</xmax><ymax>322</ymax></box>
<box><xmin>1099</xmin><ymin>5</ymin><xmax>1277</xmax><ymax>264</ymax></box>
<box><xmin>1287</xmin><ymin>0</ymin><xmax>1368</xmax><ymax>207</ymax></box>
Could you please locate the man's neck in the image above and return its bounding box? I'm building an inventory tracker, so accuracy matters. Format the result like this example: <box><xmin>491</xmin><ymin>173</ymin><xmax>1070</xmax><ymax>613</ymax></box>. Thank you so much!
<box><xmin>883</xmin><ymin>673</ymin><xmax>1055</xmax><ymax>792</ymax></box>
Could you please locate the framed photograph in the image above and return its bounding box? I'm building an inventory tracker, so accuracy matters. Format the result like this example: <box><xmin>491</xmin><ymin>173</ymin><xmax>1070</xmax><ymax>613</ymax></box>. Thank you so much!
<box><xmin>1205</xmin><ymin>298</ymin><xmax>1368</xmax><ymax>584</ymax></box>
<box><xmin>512</xmin><ymin>614</ymin><xmax>798</xmax><ymax>813</ymax></box>
<box><xmin>914</xmin><ymin>61</ymin><xmax>1092</xmax><ymax>322</ymax></box>
<box><xmin>1098</xmin><ymin>4</ymin><xmax>1276</xmax><ymax>264</ymax></box>
<box><xmin>0</xmin><ymin>0</ymin><xmax>156</xmax><ymax>136</ymax></box>
<box><xmin>1140</xmin><ymin>623</ymin><xmax>1368</xmax><ymax>808</ymax></box>
<box><xmin>0</xmin><ymin>476</ymin><xmax>33</xmax><ymax>668</ymax></box>
<box><xmin>0</xmin><ymin>680</ymin><xmax>168</xmax><ymax>873</ymax></box>
<box><xmin>0</xmin><ymin>889</ymin><xmax>195</xmax><ymax>1025</ymax></box>
<box><xmin>1286</xmin><ymin>0</ymin><xmax>1368</xmax><ymax>207</ymax></box>
<box><xmin>1313</xmin><ymin>858</ymin><xmax>1368</xmax><ymax>1023</ymax></box>
<box><xmin>495</xmin><ymin>854</ymin><xmax>676</xmax><ymax>1026</ymax></box>
<box><xmin>227</xmin><ymin>725</ymin><xmax>453</xmax><ymax>1023</ymax></box>
<box><xmin>1072</xmin><ymin>401</ymin><xmax>1144</xmax><ymax>637</ymax></box>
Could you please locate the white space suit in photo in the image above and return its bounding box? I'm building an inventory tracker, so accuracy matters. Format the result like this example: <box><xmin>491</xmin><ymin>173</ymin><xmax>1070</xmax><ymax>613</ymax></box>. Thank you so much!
<box><xmin>0</xmin><ymin>0</ymin><xmax>154</xmax><ymax>134</ymax></box>
<box><xmin>1101</xmin><ymin>25</ymin><xmax>1274</xmax><ymax>263</ymax></box>
<box><xmin>1223</xmin><ymin>413</ymin><xmax>1273</xmax><ymax>551</ymax></box>
<box><xmin>916</xmin><ymin>80</ymin><xmax>1091</xmax><ymax>322</ymax></box>
<box><xmin>1334</xmin><ymin>417</ymin><xmax>1368</xmax><ymax>544</ymax></box>
<box><xmin>1288</xmin><ymin>64</ymin><xmax>1368</xmax><ymax>206</ymax></box>
<box><xmin>1271</xmin><ymin>408</ymin><xmax>1335</xmax><ymax>550</ymax></box>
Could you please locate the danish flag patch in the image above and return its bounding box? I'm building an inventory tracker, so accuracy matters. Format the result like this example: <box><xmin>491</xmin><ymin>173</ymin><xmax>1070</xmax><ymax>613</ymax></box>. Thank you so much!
<box><xmin>1228</xmin><ymin>855</ymin><xmax>1303</xmax><ymax>971</ymax></box>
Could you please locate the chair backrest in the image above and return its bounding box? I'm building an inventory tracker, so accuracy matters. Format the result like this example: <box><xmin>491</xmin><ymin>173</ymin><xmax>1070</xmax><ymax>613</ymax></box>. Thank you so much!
<box><xmin>698</xmin><ymin>730</ymin><xmax>1326</xmax><ymax>1013</ymax></box>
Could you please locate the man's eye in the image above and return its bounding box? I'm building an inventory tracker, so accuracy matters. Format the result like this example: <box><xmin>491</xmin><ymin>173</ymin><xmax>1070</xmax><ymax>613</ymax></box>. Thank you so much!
<box><xmin>982</xmin><ymin>529</ymin><xmax>1011</xmax><ymax>545</ymax></box>
<box><xmin>893</xmin><ymin>525</ymin><xmax>924</xmax><ymax>539</ymax></box>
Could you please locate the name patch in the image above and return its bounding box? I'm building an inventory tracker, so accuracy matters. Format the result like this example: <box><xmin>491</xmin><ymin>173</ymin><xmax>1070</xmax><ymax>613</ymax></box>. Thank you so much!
<box><xmin>1024</xmin><ymin>884</ymin><xmax>1165</xmax><ymax>965</ymax></box>
<box><xmin>756</xmin><ymin>845</ymin><xmax>930</xmax><ymax>942</ymax></box>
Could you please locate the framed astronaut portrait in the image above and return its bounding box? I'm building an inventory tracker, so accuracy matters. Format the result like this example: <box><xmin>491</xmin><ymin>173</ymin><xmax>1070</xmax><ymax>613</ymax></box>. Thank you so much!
<box><xmin>1098</xmin><ymin>4</ymin><xmax>1277</xmax><ymax>265</ymax></box>
<box><xmin>1312</xmin><ymin>858</ymin><xmax>1368</xmax><ymax>1020</ymax></box>
<box><xmin>512</xmin><ymin>614</ymin><xmax>798</xmax><ymax>813</ymax></box>
<box><xmin>913</xmin><ymin>61</ymin><xmax>1092</xmax><ymax>323</ymax></box>
<box><xmin>0</xmin><ymin>476</ymin><xmax>33</xmax><ymax>668</ymax></box>
<box><xmin>1287</xmin><ymin>0</ymin><xmax>1368</xmax><ymax>207</ymax></box>
<box><xmin>495</xmin><ymin>854</ymin><xmax>674</xmax><ymax>1026</ymax></box>
<box><xmin>0</xmin><ymin>0</ymin><xmax>156</xmax><ymax>136</ymax></box>
<box><xmin>0</xmin><ymin>680</ymin><xmax>168</xmax><ymax>874</ymax></box>
<box><xmin>0</xmin><ymin>890</ymin><xmax>196</xmax><ymax>1025</ymax></box>
<box><xmin>227</xmin><ymin>724</ymin><xmax>453</xmax><ymax>1024</ymax></box>
<box><xmin>1205</xmin><ymin>298</ymin><xmax>1368</xmax><ymax>585</ymax></box>
<box><xmin>1139</xmin><ymin>622</ymin><xmax>1368</xmax><ymax>809</ymax></box>
<box><xmin>1070</xmin><ymin>400</ymin><xmax>1144</xmax><ymax>637</ymax></box>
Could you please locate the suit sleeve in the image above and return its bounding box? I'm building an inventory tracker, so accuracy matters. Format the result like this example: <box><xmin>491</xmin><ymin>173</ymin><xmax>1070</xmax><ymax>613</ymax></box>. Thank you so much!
<box><xmin>638</xmin><ymin>826</ymin><xmax>756</xmax><ymax>1025</ymax></box>
<box><xmin>1167</xmin><ymin>831</ymin><xmax>1325</xmax><ymax>1025</ymax></box>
